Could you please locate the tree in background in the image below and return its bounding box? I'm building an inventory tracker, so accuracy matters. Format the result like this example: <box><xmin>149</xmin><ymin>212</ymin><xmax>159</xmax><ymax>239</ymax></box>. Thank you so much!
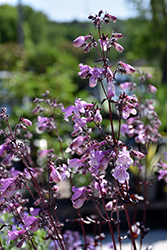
<box><xmin>127</xmin><ymin>0</ymin><xmax>167</xmax><ymax>83</ymax></box>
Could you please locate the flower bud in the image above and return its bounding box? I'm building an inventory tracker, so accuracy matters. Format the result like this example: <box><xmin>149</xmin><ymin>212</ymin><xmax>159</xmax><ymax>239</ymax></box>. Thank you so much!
<box><xmin>107</xmin><ymin>79</ymin><xmax>115</xmax><ymax>98</ymax></box>
<box><xmin>21</xmin><ymin>118</ymin><xmax>32</xmax><ymax>126</ymax></box>
<box><xmin>147</xmin><ymin>84</ymin><xmax>157</xmax><ymax>93</ymax></box>
<box><xmin>105</xmin><ymin>201</ymin><xmax>113</xmax><ymax>211</ymax></box>
<box><xmin>94</xmin><ymin>110</ymin><xmax>102</xmax><ymax>124</ymax></box>
<box><xmin>113</xmin><ymin>33</ymin><xmax>123</xmax><ymax>39</ymax></box>
<box><xmin>114</xmin><ymin>42</ymin><xmax>124</xmax><ymax>52</ymax></box>
<box><xmin>105</xmin><ymin>14</ymin><xmax>117</xmax><ymax>22</ymax></box>
<box><xmin>106</xmin><ymin>67</ymin><xmax>113</xmax><ymax>78</ymax></box>
<box><xmin>73</xmin><ymin>35</ymin><xmax>91</xmax><ymax>47</ymax></box>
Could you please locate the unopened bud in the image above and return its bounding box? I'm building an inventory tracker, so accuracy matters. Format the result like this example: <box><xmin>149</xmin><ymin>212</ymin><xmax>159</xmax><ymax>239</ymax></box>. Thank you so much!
<box><xmin>114</xmin><ymin>42</ymin><xmax>124</xmax><ymax>52</ymax></box>
<box><xmin>21</xmin><ymin>118</ymin><xmax>32</xmax><ymax>126</ymax></box>
<box><xmin>73</xmin><ymin>35</ymin><xmax>91</xmax><ymax>47</ymax></box>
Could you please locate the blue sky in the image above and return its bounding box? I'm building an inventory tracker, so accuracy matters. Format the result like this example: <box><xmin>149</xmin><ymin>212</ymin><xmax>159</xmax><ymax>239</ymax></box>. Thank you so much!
<box><xmin>0</xmin><ymin>0</ymin><xmax>137</xmax><ymax>22</ymax></box>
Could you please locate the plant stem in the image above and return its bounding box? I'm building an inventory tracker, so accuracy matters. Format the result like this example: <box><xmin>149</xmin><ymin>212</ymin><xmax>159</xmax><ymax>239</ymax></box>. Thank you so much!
<box><xmin>124</xmin><ymin>205</ymin><xmax>137</xmax><ymax>250</ymax></box>
<box><xmin>97</xmin><ymin>179</ymin><xmax>117</xmax><ymax>250</ymax></box>
<box><xmin>108</xmin><ymin>100</ymin><xmax>116</xmax><ymax>146</ymax></box>
<box><xmin>69</xmin><ymin>175</ymin><xmax>88</xmax><ymax>250</ymax></box>
<box><xmin>21</xmin><ymin>156</ymin><xmax>66</xmax><ymax>250</ymax></box>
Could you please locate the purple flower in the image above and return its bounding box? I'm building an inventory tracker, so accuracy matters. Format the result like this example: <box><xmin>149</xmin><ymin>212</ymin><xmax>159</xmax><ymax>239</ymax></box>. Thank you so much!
<box><xmin>30</xmin><ymin>207</ymin><xmax>41</xmax><ymax>216</ymax></box>
<box><xmin>147</xmin><ymin>84</ymin><xmax>157</xmax><ymax>93</ymax></box>
<box><xmin>106</xmin><ymin>66</ymin><xmax>113</xmax><ymax>78</ymax></box>
<box><xmin>94</xmin><ymin>109</ymin><xmax>102</xmax><ymax>123</ymax></box>
<box><xmin>112</xmin><ymin>165</ymin><xmax>129</xmax><ymax>184</ymax></box>
<box><xmin>63</xmin><ymin>230</ymin><xmax>82</xmax><ymax>249</ymax></box>
<box><xmin>20</xmin><ymin>117</ymin><xmax>32</xmax><ymax>126</ymax></box>
<box><xmin>7</xmin><ymin>229</ymin><xmax>26</xmax><ymax>245</ymax></box>
<box><xmin>2</xmin><ymin>151</ymin><xmax>14</xmax><ymax>166</ymax></box>
<box><xmin>38</xmin><ymin>149</ymin><xmax>53</xmax><ymax>157</ymax></box>
<box><xmin>73</xmin><ymin>98</ymin><xmax>91</xmax><ymax>115</ymax></box>
<box><xmin>93</xmin><ymin>178</ymin><xmax>108</xmax><ymax>196</ymax></box>
<box><xmin>0</xmin><ymin>141</ymin><xmax>12</xmax><ymax>157</ymax></box>
<box><xmin>49</xmin><ymin>163</ymin><xmax>61</xmax><ymax>183</ymax></box>
<box><xmin>130</xmin><ymin>149</ymin><xmax>145</xmax><ymax>159</ymax></box>
<box><xmin>62</xmin><ymin>105</ymin><xmax>75</xmax><ymax>121</ymax></box>
<box><xmin>121</xmin><ymin>123</ymin><xmax>130</xmax><ymax>135</ymax></box>
<box><xmin>71</xmin><ymin>186</ymin><xmax>87</xmax><ymax>209</ymax></box>
<box><xmin>122</xmin><ymin>94</ymin><xmax>138</xmax><ymax>120</ymax></box>
<box><xmin>107</xmin><ymin>79</ymin><xmax>115</xmax><ymax>98</ymax></box>
<box><xmin>70</xmin><ymin>135</ymin><xmax>88</xmax><ymax>151</ymax></box>
<box><xmin>88</xmin><ymin>150</ymin><xmax>109</xmax><ymax>175</ymax></box>
<box><xmin>105</xmin><ymin>13</ymin><xmax>117</xmax><ymax>22</ymax></box>
<box><xmin>23</xmin><ymin>215</ymin><xmax>39</xmax><ymax>232</ymax></box>
<box><xmin>73</xmin><ymin>117</ymin><xmax>92</xmax><ymax>132</ymax></box>
<box><xmin>73</xmin><ymin>35</ymin><xmax>91</xmax><ymax>47</ymax></box>
<box><xmin>116</xmin><ymin>147</ymin><xmax>133</xmax><ymax>167</ymax></box>
<box><xmin>89</xmin><ymin>67</ymin><xmax>103</xmax><ymax>87</ymax></box>
<box><xmin>114</xmin><ymin>42</ymin><xmax>124</xmax><ymax>52</ymax></box>
<box><xmin>105</xmin><ymin>201</ymin><xmax>113</xmax><ymax>211</ymax></box>
<box><xmin>120</xmin><ymin>82</ymin><xmax>136</xmax><ymax>91</ymax></box>
<box><xmin>68</xmin><ymin>158</ymin><xmax>86</xmax><ymax>172</ymax></box>
<box><xmin>99</xmin><ymin>36</ymin><xmax>108</xmax><ymax>51</ymax></box>
<box><xmin>37</xmin><ymin>116</ymin><xmax>54</xmax><ymax>131</ymax></box>
<box><xmin>78</xmin><ymin>63</ymin><xmax>91</xmax><ymax>79</ymax></box>
<box><xmin>119</xmin><ymin>62</ymin><xmax>136</xmax><ymax>74</ymax></box>
<box><xmin>0</xmin><ymin>177</ymin><xmax>18</xmax><ymax>198</ymax></box>
<box><xmin>78</xmin><ymin>64</ymin><xmax>103</xmax><ymax>87</ymax></box>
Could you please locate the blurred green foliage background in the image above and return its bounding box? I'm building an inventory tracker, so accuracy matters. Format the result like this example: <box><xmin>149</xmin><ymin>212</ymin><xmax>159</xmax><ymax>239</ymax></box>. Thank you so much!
<box><xmin>0</xmin><ymin>2</ymin><xmax>167</xmax><ymax>151</ymax></box>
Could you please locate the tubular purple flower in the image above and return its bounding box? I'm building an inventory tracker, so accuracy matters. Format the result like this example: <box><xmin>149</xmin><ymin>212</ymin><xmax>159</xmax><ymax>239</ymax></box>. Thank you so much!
<box><xmin>68</xmin><ymin>158</ymin><xmax>86</xmax><ymax>172</ymax></box>
<box><xmin>130</xmin><ymin>149</ymin><xmax>145</xmax><ymax>159</ymax></box>
<box><xmin>114</xmin><ymin>42</ymin><xmax>124</xmax><ymax>52</ymax></box>
<box><xmin>120</xmin><ymin>82</ymin><xmax>132</xmax><ymax>89</ymax></box>
<box><xmin>105</xmin><ymin>201</ymin><xmax>113</xmax><ymax>211</ymax></box>
<box><xmin>94</xmin><ymin>109</ymin><xmax>102</xmax><ymax>124</ymax></box>
<box><xmin>116</xmin><ymin>147</ymin><xmax>133</xmax><ymax>167</ymax></box>
<box><xmin>145</xmin><ymin>73</ymin><xmax>153</xmax><ymax>79</ymax></box>
<box><xmin>71</xmin><ymin>186</ymin><xmax>87</xmax><ymax>209</ymax></box>
<box><xmin>0</xmin><ymin>143</ymin><xmax>12</xmax><ymax>157</ymax></box>
<box><xmin>106</xmin><ymin>67</ymin><xmax>113</xmax><ymax>78</ymax></box>
<box><xmin>89</xmin><ymin>67</ymin><xmax>103</xmax><ymax>87</ymax></box>
<box><xmin>147</xmin><ymin>84</ymin><xmax>157</xmax><ymax>93</ymax></box>
<box><xmin>2</xmin><ymin>152</ymin><xmax>14</xmax><ymax>166</ymax></box>
<box><xmin>0</xmin><ymin>177</ymin><xmax>18</xmax><ymax>198</ymax></box>
<box><xmin>121</xmin><ymin>124</ymin><xmax>130</xmax><ymax>135</ymax></box>
<box><xmin>37</xmin><ymin>116</ymin><xmax>53</xmax><ymax>131</ymax></box>
<box><xmin>99</xmin><ymin>36</ymin><xmax>108</xmax><ymax>51</ymax></box>
<box><xmin>23</xmin><ymin>215</ymin><xmax>39</xmax><ymax>232</ymax></box>
<box><xmin>30</xmin><ymin>207</ymin><xmax>41</xmax><ymax>216</ymax></box>
<box><xmin>70</xmin><ymin>135</ymin><xmax>88</xmax><ymax>150</ymax></box>
<box><xmin>73</xmin><ymin>35</ymin><xmax>91</xmax><ymax>47</ymax></box>
<box><xmin>62</xmin><ymin>105</ymin><xmax>75</xmax><ymax>121</ymax></box>
<box><xmin>38</xmin><ymin>149</ymin><xmax>53</xmax><ymax>157</ymax></box>
<box><xmin>7</xmin><ymin>229</ymin><xmax>26</xmax><ymax>245</ymax></box>
<box><xmin>20</xmin><ymin>117</ymin><xmax>32</xmax><ymax>126</ymax></box>
<box><xmin>119</xmin><ymin>62</ymin><xmax>136</xmax><ymax>74</ymax></box>
<box><xmin>78</xmin><ymin>63</ymin><xmax>91</xmax><ymax>79</ymax></box>
<box><xmin>49</xmin><ymin>164</ymin><xmax>61</xmax><ymax>183</ymax></box>
<box><xmin>107</xmin><ymin>79</ymin><xmax>115</xmax><ymax>98</ymax></box>
<box><xmin>105</xmin><ymin>13</ymin><xmax>117</xmax><ymax>22</ymax></box>
<box><xmin>113</xmin><ymin>33</ymin><xmax>123</xmax><ymax>39</ymax></box>
<box><xmin>112</xmin><ymin>165</ymin><xmax>129</xmax><ymax>184</ymax></box>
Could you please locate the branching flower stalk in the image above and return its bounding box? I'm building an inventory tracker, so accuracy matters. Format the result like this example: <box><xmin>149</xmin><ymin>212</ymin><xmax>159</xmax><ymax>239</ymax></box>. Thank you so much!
<box><xmin>0</xmin><ymin>9</ymin><xmax>163</xmax><ymax>250</ymax></box>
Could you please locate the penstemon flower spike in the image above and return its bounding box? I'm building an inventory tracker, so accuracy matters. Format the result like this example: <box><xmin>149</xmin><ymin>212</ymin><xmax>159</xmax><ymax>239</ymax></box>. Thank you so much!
<box><xmin>0</xmin><ymin>10</ymin><xmax>163</xmax><ymax>250</ymax></box>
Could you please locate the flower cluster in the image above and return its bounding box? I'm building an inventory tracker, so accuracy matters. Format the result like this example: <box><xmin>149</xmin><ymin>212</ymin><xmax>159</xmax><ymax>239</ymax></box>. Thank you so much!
<box><xmin>0</xmin><ymin>10</ymin><xmax>163</xmax><ymax>250</ymax></box>
<box><xmin>120</xmin><ymin>72</ymin><xmax>161</xmax><ymax>144</ymax></box>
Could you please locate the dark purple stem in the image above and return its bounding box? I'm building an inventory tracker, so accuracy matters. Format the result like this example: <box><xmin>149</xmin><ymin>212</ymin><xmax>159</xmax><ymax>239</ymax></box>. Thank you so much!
<box><xmin>108</xmin><ymin>100</ymin><xmax>116</xmax><ymax>146</ymax></box>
